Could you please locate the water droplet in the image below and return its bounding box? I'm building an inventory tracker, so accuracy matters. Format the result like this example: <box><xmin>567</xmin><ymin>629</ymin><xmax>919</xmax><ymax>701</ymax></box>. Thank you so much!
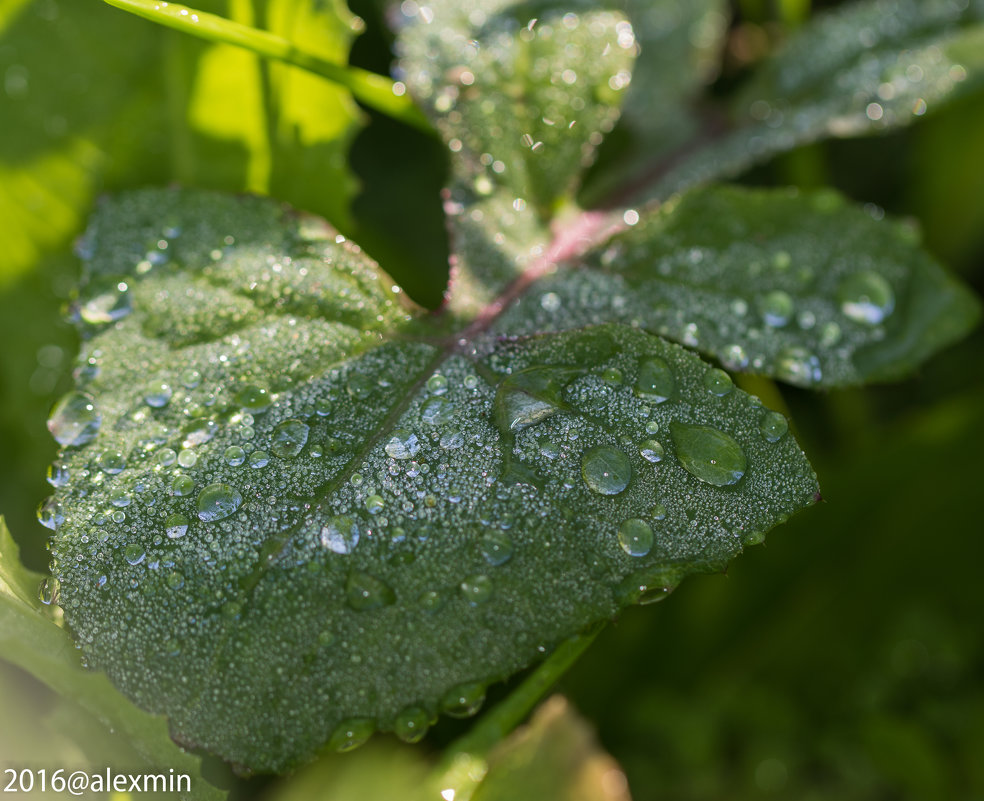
<box><xmin>79</xmin><ymin>276</ymin><xmax>132</xmax><ymax>324</ymax></box>
<box><xmin>758</xmin><ymin>290</ymin><xmax>794</xmax><ymax>327</ymax></box>
<box><xmin>639</xmin><ymin>439</ymin><xmax>664</xmax><ymax>463</ymax></box>
<box><xmin>224</xmin><ymin>445</ymin><xmax>246</xmax><ymax>466</ymax></box>
<box><xmin>236</xmin><ymin>384</ymin><xmax>270</xmax><ymax>413</ymax></box>
<box><xmin>421</xmin><ymin>396</ymin><xmax>454</xmax><ymax>426</ymax></box>
<box><xmin>144</xmin><ymin>382</ymin><xmax>173</xmax><ymax>408</ymax></box>
<box><xmin>166</xmin><ymin>570</ymin><xmax>185</xmax><ymax>590</ymax></box>
<box><xmin>109</xmin><ymin>488</ymin><xmax>130</xmax><ymax>507</ymax></box>
<box><xmin>270</xmin><ymin>419</ymin><xmax>310</xmax><ymax>458</ymax></box>
<box><xmin>314</xmin><ymin>398</ymin><xmax>332</xmax><ymax>416</ymax></box>
<box><xmin>426</xmin><ymin>374</ymin><xmax>449</xmax><ymax>395</ymax></box>
<box><xmin>838</xmin><ymin>271</ymin><xmax>895</xmax><ymax>325</ymax></box>
<box><xmin>155</xmin><ymin>448</ymin><xmax>177</xmax><ymax>468</ymax></box>
<box><xmin>365</xmin><ymin>494</ymin><xmax>385</xmax><ymax>514</ymax></box>
<box><xmin>164</xmin><ymin>512</ymin><xmax>189</xmax><ymax>538</ymax></box>
<box><xmin>48</xmin><ymin>392</ymin><xmax>101</xmax><ymax>446</ymax></box>
<box><xmin>346</xmin><ymin>570</ymin><xmax>396</xmax><ymax>611</ymax></box>
<box><xmin>418</xmin><ymin>589</ymin><xmax>448</xmax><ymax>614</ymax></box>
<box><xmin>440</xmin><ymin>431</ymin><xmax>464</xmax><ymax>449</ymax></box>
<box><xmin>774</xmin><ymin>346</ymin><xmax>822</xmax><ymax>385</ymax></box>
<box><xmin>819</xmin><ymin>321</ymin><xmax>842</xmax><ymax>346</ymax></box>
<box><xmin>385</xmin><ymin>430</ymin><xmax>420</xmax><ymax>460</ymax></box>
<box><xmin>346</xmin><ymin>373</ymin><xmax>374</xmax><ymax>400</ymax></box>
<box><xmin>670</xmin><ymin>422</ymin><xmax>746</xmax><ymax>486</ymax></box>
<box><xmin>328</xmin><ymin>718</ymin><xmax>375</xmax><ymax>752</ymax></box>
<box><xmin>38</xmin><ymin>576</ymin><xmax>59</xmax><ymax>605</ymax></box>
<box><xmin>494</xmin><ymin>367</ymin><xmax>573</xmax><ymax>432</ymax></box>
<box><xmin>480</xmin><ymin>532</ymin><xmax>513</xmax><ymax>566</ymax></box>
<box><xmin>635</xmin><ymin>358</ymin><xmax>674</xmax><ymax>403</ymax></box>
<box><xmin>249</xmin><ymin>451</ymin><xmax>270</xmax><ymax>468</ymax></box>
<box><xmin>441</xmin><ymin>682</ymin><xmax>485</xmax><ymax>718</ymax></box>
<box><xmin>722</xmin><ymin>343</ymin><xmax>749</xmax><ymax>369</ymax></box>
<box><xmin>196</xmin><ymin>483</ymin><xmax>242</xmax><ymax>522</ymax></box>
<box><xmin>460</xmin><ymin>574</ymin><xmax>493</xmax><ymax>605</ymax></box>
<box><xmin>601</xmin><ymin>367</ymin><xmax>623</xmax><ymax>385</ymax></box>
<box><xmin>46</xmin><ymin>461</ymin><xmax>69</xmax><ymax>487</ymax></box>
<box><xmin>180</xmin><ymin>369</ymin><xmax>201</xmax><ymax>388</ymax></box>
<box><xmin>651</xmin><ymin>502</ymin><xmax>667</xmax><ymax>520</ymax></box>
<box><xmin>618</xmin><ymin>519</ymin><xmax>654</xmax><ymax>557</ymax></box>
<box><xmin>170</xmin><ymin>475</ymin><xmax>195</xmax><ymax>496</ymax></box>
<box><xmin>320</xmin><ymin>515</ymin><xmax>360</xmax><ymax>554</ymax></box>
<box><xmin>759</xmin><ymin>410</ymin><xmax>789</xmax><ymax>442</ymax></box>
<box><xmin>182</xmin><ymin>419</ymin><xmax>218</xmax><ymax>447</ymax></box>
<box><xmin>393</xmin><ymin>706</ymin><xmax>431</xmax><ymax>744</ymax></box>
<box><xmin>177</xmin><ymin>449</ymin><xmax>197</xmax><ymax>468</ymax></box>
<box><xmin>703</xmin><ymin>368</ymin><xmax>734</xmax><ymax>396</ymax></box>
<box><xmin>743</xmin><ymin>530</ymin><xmax>766</xmax><ymax>546</ymax></box>
<box><xmin>581</xmin><ymin>446</ymin><xmax>632</xmax><ymax>495</ymax></box>
<box><xmin>37</xmin><ymin>498</ymin><xmax>64</xmax><ymax>531</ymax></box>
<box><xmin>645</xmin><ymin>420</ymin><xmax>659</xmax><ymax>434</ymax></box>
<box><xmin>124</xmin><ymin>543</ymin><xmax>146</xmax><ymax>565</ymax></box>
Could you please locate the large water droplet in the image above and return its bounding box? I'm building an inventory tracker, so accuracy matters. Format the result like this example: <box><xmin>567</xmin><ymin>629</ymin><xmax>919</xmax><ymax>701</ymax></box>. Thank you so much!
<box><xmin>426</xmin><ymin>373</ymin><xmax>449</xmax><ymax>395</ymax></box>
<box><xmin>270</xmin><ymin>419</ymin><xmax>309</xmax><ymax>458</ymax></box>
<box><xmin>639</xmin><ymin>439</ymin><xmax>664</xmax><ymax>463</ymax></box>
<box><xmin>236</xmin><ymin>384</ymin><xmax>270</xmax><ymax>413</ymax></box>
<box><xmin>441</xmin><ymin>682</ymin><xmax>485</xmax><ymax>718</ymax></box>
<box><xmin>385</xmin><ymin>430</ymin><xmax>420</xmax><ymax>460</ymax></box>
<box><xmin>581</xmin><ymin>445</ymin><xmax>632</xmax><ymax>495</ymax></box>
<box><xmin>494</xmin><ymin>366</ymin><xmax>573</xmax><ymax>432</ymax></box>
<box><xmin>670</xmin><ymin>422</ymin><xmax>746</xmax><ymax>486</ymax></box>
<box><xmin>393</xmin><ymin>706</ymin><xmax>431</xmax><ymax>744</ymax></box>
<box><xmin>618</xmin><ymin>518</ymin><xmax>654</xmax><ymax>557</ymax></box>
<box><xmin>224</xmin><ymin>445</ymin><xmax>246</xmax><ymax>466</ymax></box>
<box><xmin>48</xmin><ymin>392</ymin><xmax>101</xmax><ymax>446</ymax></box>
<box><xmin>196</xmin><ymin>483</ymin><xmax>242</xmax><ymax>522</ymax></box>
<box><xmin>328</xmin><ymin>718</ymin><xmax>375</xmax><ymax>753</ymax></box>
<box><xmin>702</xmin><ymin>368</ymin><xmax>734</xmax><ymax>396</ymax></box>
<box><xmin>634</xmin><ymin>358</ymin><xmax>674</xmax><ymax>403</ymax></box>
<box><xmin>98</xmin><ymin>449</ymin><xmax>126</xmax><ymax>474</ymax></box>
<box><xmin>758</xmin><ymin>290</ymin><xmax>794</xmax><ymax>327</ymax></box>
<box><xmin>171</xmin><ymin>475</ymin><xmax>195</xmax><ymax>496</ymax></box>
<box><xmin>123</xmin><ymin>543</ymin><xmax>146</xmax><ymax>565</ymax></box>
<box><xmin>166</xmin><ymin>570</ymin><xmax>185</xmax><ymax>590</ymax></box>
<box><xmin>46</xmin><ymin>461</ymin><xmax>69</xmax><ymax>487</ymax></box>
<box><xmin>759</xmin><ymin>410</ymin><xmax>789</xmax><ymax>442</ymax></box>
<box><xmin>838</xmin><ymin>271</ymin><xmax>894</xmax><ymax>325</ymax></box>
<box><xmin>36</xmin><ymin>498</ymin><xmax>64</xmax><ymax>531</ymax></box>
<box><xmin>346</xmin><ymin>570</ymin><xmax>396</xmax><ymax>611</ymax></box>
<box><xmin>320</xmin><ymin>515</ymin><xmax>360</xmax><ymax>554</ymax></box>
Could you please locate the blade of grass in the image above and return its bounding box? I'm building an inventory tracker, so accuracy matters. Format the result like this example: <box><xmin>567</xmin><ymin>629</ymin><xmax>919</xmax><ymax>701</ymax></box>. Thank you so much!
<box><xmin>102</xmin><ymin>0</ymin><xmax>432</xmax><ymax>133</ymax></box>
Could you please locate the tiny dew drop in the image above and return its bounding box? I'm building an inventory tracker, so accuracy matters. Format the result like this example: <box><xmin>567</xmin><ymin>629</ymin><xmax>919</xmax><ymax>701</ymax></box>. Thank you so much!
<box><xmin>270</xmin><ymin>419</ymin><xmax>310</xmax><ymax>458</ymax></box>
<box><xmin>346</xmin><ymin>570</ymin><xmax>396</xmax><ymax>611</ymax></box>
<box><xmin>618</xmin><ymin>518</ymin><xmax>654</xmax><ymax>557</ymax></box>
<box><xmin>702</xmin><ymin>368</ymin><xmax>733</xmax><ymax>396</ymax></box>
<box><xmin>758</xmin><ymin>290</ymin><xmax>794</xmax><ymax>327</ymax></box>
<box><xmin>460</xmin><ymin>574</ymin><xmax>493</xmax><ymax>605</ymax></box>
<box><xmin>123</xmin><ymin>543</ymin><xmax>146</xmax><ymax>565</ymax></box>
<box><xmin>164</xmin><ymin>512</ymin><xmax>189</xmax><ymax>539</ymax></box>
<box><xmin>634</xmin><ymin>358</ymin><xmax>675</xmax><ymax>403</ymax></box>
<box><xmin>581</xmin><ymin>445</ymin><xmax>632</xmax><ymax>495</ymax></box>
<box><xmin>480</xmin><ymin>532</ymin><xmax>514</xmax><ymax>566</ymax></box>
<box><xmin>393</xmin><ymin>706</ymin><xmax>431</xmax><ymax>744</ymax></box>
<box><xmin>328</xmin><ymin>718</ymin><xmax>375</xmax><ymax>753</ymax></box>
<box><xmin>670</xmin><ymin>421</ymin><xmax>746</xmax><ymax>487</ymax></box>
<box><xmin>639</xmin><ymin>439</ymin><xmax>664</xmax><ymax>463</ymax></box>
<box><xmin>759</xmin><ymin>410</ymin><xmax>789</xmax><ymax>442</ymax></box>
<box><xmin>48</xmin><ymin>391</ymin><xmax>101</xmax><ymax>446</ymax></box>
<box><xmin>196</xmin><ymin>483</ymin><xmax>242</xmax><ymax>522</ymax></box>
<box><xmin>838</xmin><ymin>271</ymin><xmax>895</xmax><ymax>325</ymax></box>
<box><xmin>441</xmin><ymin>682</ymin><xmax>485</xmax><ymax>718</ymax></box>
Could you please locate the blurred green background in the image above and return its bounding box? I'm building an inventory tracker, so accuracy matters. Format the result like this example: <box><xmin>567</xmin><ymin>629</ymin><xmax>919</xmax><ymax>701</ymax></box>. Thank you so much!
<box><xmin>1</xmin><ymin>0</ymin><xmax>982</xmax><ymax>799</ymax></box>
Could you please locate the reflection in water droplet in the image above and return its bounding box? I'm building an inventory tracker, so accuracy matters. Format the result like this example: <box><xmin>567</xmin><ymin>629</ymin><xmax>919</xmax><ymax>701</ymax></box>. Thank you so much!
<box><xmin>618</xmin><ymin>518</ymin><xmax>654</xmax><ymax>557</ymax></box>
<box><xmin>38</xmin><ymin>576</ymin><xmax>60</xmax><ymax>606</ymax></box>
<box><xmin>37</xmin><ymin>498</ymin><xmax>64</xmax><ymax>531</ymax></box>
<box><xmin>180</xmin><ymin>369</ymin><xmax>201</xmax><ymax>389</ymax></box>
<box><xmin>346</xmin><ymin>570</ymin><xmax>396</xmax><ymax>611</ymax></box>
<box><xmin>635</xmin><ymin>358</ymin><xmax>674</xmax><ymax>403</ymax></box>
<box><xmin>320</xmin><ymin>515</ymin><xmax>360</xmax><ymax>554</ymax></box>
<box><xmin>46</xmin><ymin>461</ymin><xmax>69</xmax><ymax>487</ymax></box>
<box><xmin>124</xmin><ymin>543</ymin><xmax>146</xmax><ymax>565</ymax></box>
<box><xmin>441</xmin><ymin>682</ymin><xmax>485</xmax><ymax>718</ymax></box>
<box><xmin>365</xmin><ymin>494</ymin><xmax>385</xmax><ymax>514</ymax></box>
<box><xmin>670</xmin><ymin>421</ymin><xmax>746</xmax><ymax>486</ymax></box>
<box><xmin>702</xmin><ymin>368</ymin><xmax>733</xmax><ymax>396</ymax></box>
<box><xmin>838</xmin><ymin>271</ymin><xmax>895</xmax><ymax>325</ymax></box>
<box><xmin>249</xmin><ymin>451</ymin><xmax>270</xmax><ymax>468</ymax></box>
<box><xmin>171</xmin><ymin>475</ymin><xmax>195</xmax><ymax>496</ymax></box>
<box><xmin>48</xmin><ymin>392</ymin><xmax>101</xmax><ymax>446</ymax></box>
<box><xmin>494</xmin><ymin>366</ymin><xmax>572</xmax><ymax>432</ymax></box>
<box><xmin>270</xmin><ymin>419</ymin><xmax>310</xmax><ymax>458</ymax></box>
<box><xmin>651</xmin><ymin>502</ymin><xmax>667</xmax><ymax>520</ymax></box>
<box><xmin>196</xmin><ymin>483</ymin><xmax>242</xmax><ymax>522</ymax></box>
<box><xmin>722</xmin><ymin>343</ymin><xmax>749</xmax><ymax>369</ymax></box>
<box><xmin>582</xmin><ymin>445</ymin><xmax>632</xmax><ymax>495</ymax></box>
<box><xmin>155</xmin><ymin>448</ymin><xmax>177</xmax><ymax>468</ymax></box>
<box><xmin>639</xmin><ymin>439</ymin><xmax>664</xmax><ymax>463</ymax></box>
<box><xmin>328</xmin><ymin>718</ymin><xmax>375</xmax><ymax>753</ymax></box>
<box><xmin>759</xmin><ymin>410</ymin><xmax>789</xmax><ymax>442</ymax></box>
<box><xmin>385</xmin><ymin>430</ymin><xmax>420</xmax><ymax>460</ymax></box>
<box><xmin>758</xmin><ymin>290</ymin><xmax>793</xmax><ymax>327</ymax></box>
<box><xmin>393</xmin><ymin>706</ymin><xmax>431</xmax><ymax>744</ymax></box>
<box><xmin>224</xmin><ymin>445</ymin><xmax>246</xmax><ymax>466</ymax></box>
<box><xmin>165</xmin><ymin>513</ymin><xmax>189</xmax><ymax>538</ymax></box>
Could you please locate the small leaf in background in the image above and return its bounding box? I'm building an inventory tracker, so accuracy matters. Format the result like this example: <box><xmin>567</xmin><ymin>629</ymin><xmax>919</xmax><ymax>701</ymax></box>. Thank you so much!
<box><xmin>496</xmin><ymin>185</ymin><xmax>981</xmax><ymax>386</ymax></box>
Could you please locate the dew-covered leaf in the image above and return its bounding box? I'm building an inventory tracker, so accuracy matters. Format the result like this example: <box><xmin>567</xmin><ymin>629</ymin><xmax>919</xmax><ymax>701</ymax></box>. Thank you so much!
<box><xmin>0</xmin><ymin>519</ymin><xmax>223</xmax><ymax>801</ymax></box>
<box><xmin>495</xmin><ymin>185</ymin><xmax>981</xmax><ymax>386</ymax></box>
<box><xmin>46</xmin><ymin>187</ymin><xmax>817</xmax><ymax>771</ymax></box>
<box><xmin>647</xmin><ymin>0</ymin><xmax>984</xmax><ymax>202</ymax></box>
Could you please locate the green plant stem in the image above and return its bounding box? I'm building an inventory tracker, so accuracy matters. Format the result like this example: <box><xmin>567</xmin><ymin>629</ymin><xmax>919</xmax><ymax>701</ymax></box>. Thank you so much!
<box><xmin>430</xmin><ymin>621</ymin><xmax>606</xmax><ymax>800</ymax></box>
<box><xmin>102</xmin><ymin>0</ymin><xmax>432</xmax><ymax>133</ymax></box>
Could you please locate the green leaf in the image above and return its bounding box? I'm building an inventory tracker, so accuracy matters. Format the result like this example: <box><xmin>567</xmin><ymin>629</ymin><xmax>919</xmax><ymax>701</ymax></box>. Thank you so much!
<box><xmin>45</xmin><ymin>186</ymin><xmax>817</xmax><ymax>771</ymax></box>
<box><xmin>494</xmin><ymin>185</ymin><xmax>981</xmax><ymax>386</ymax></box>
<box><xmin>0</xmin><ymin>518</ymin><xmax>224</xmax><ymax>801</ymax></box>
<box><xmin>648</xmin><ymin>0</ymin><xmax>984</xmax><ymax>201</ymax></box>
